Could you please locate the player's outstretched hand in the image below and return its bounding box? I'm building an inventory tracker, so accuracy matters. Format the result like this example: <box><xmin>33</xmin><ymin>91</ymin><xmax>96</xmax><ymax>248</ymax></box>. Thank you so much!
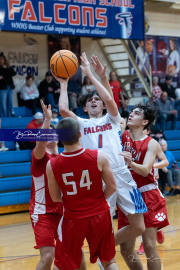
<box><xmin>50</xmin><ymin>70</ymin><xmax>69</xmax><ymax>84</ymax></box>
<box><xmin>119</xmin><ymin>151</ymin><xmax>133</xmax><ymax>167</ymax></box>
<box><xmin>91</xmin><ymin>55</ymin><xmax>107</xmax><ymax>79</ymax></box>
<box><xmin>80</xmin><ymin>52</ymin><xmax>92</xmax><ymax>76</ymax></box>
<box><xmin>40</xmin><ymin>99</ymin><xmax>52</xmax><ymax>121</ymax></box>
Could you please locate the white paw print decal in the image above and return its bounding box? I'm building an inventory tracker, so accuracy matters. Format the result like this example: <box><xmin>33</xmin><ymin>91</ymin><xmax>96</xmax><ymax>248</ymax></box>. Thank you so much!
<box><xmin>155</xmin><ymin>213</ymin><xmax>166</xmax><ymax>221</ymax></box>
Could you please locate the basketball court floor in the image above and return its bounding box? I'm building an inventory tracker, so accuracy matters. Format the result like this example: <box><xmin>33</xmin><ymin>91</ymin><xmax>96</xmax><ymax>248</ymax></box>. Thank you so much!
<box><xmin>0</xmin><ymin>195</ymin><xmax>180</xmax><ymax>270</ymax></box>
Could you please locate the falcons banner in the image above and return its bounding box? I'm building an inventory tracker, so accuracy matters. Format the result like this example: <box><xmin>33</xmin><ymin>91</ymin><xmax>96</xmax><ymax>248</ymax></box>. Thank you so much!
<box><xmin>0</xmin><ymin>0</ymin><xmax>144</xmax><ymax>39</ymax></box>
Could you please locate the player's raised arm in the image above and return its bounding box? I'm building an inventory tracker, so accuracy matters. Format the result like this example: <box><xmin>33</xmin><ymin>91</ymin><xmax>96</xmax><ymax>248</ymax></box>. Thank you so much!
<box><xmin>80</xmin><ymin>52</ymin><xmax>118</xmax><ymax>117</ymax></box>
<box><xmin>153</xmin><ymin>143</ymin><xmax>169</xmax><ymax>169</ymax></box>
<box><xmin>33</xmin><ymin>100</ymin><xmax>50</xmax><ymax>160</ymax></box>
<box><xmin>97</xmin><ymin>150</ymin><xmax>116</xmax><ymax>199</ymax></box>
<box><xmin>91</xmin><ymin>55</ymin><xmax>114</xmax><ymax>99</ymax></box>
<box><xmin>46</xmin><ymin>160</ymin><xmax>62</xmax><ymax>202</ymax></box>
<box><xmin>120</xmin><ymin>139</ymin><xmax>160</xmax><ymax>177</ymax></box>
<box><xmin>51</xmin><ymin>72</ymin><xmax>77</xmax><ymax>120</ymax></box>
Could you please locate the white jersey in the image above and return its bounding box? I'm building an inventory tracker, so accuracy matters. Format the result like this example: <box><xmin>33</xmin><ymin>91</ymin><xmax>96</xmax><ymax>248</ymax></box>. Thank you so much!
<box><xmin>77</xmin><ymin>112</ymin><xmax>125</xmax><ymax>171</ymax></box>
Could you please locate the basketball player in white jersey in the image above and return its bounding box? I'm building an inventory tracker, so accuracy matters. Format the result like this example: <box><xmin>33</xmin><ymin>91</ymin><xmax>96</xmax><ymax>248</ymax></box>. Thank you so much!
<box><xmin>52</xmin><ymin>52</ymin><xmax>147</xmax><ymax>252</ymax></box>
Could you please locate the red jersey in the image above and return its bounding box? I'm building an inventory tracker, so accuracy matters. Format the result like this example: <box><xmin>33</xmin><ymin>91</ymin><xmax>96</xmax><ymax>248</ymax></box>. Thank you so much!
<box><xmin>122</xmin><ymin>130</ymin><xmax>156</xmax><ymax>189</ymax></box>
<box><xmin>29</xmin><ymin>150</ymin><xmax>63</xmax><ymax>215</ymax></box>
<box><xmin>26</xmin><ymin>119</ymin><xmax>43</xmax><ymax>143</ymax></box>
<box><xmin>50</xmin><ymin>148</ymin><xmax>109</xmax><ymax>219</ymax></box>
<box><xmin>109</xmin><ymin>80</ymin><xmax>122</xmax><ymax>108</ymax></box>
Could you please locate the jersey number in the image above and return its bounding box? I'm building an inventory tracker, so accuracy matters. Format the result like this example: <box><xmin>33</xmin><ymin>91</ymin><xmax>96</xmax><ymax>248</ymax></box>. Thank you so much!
<box><xmin>62</xmin><ymin>170</ymin><xmax>92</xmax><ymax>196</ymax></box>
<box><xmin>98</xmin><ymin>134</ymin><xmax>103</xmax><ymax>148</ymax></box>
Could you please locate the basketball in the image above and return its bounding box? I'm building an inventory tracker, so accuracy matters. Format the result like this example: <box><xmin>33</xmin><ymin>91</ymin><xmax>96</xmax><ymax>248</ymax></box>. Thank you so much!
<box><xmin>50</xmin><ymin>50</ymin><xmax>78</xmax><ymax>78</ymax></box>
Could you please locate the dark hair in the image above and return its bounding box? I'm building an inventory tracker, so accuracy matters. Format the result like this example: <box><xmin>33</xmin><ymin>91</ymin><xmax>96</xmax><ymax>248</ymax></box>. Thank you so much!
<box><xmin>0</xmin><ymin>53</ymin><xmax>10</xmax><ymax>68</ymax></box>
<box><xmin>26</xmin><ymin>75</ymin><xmax>34</xmax><ymax>81</ymax></box>
<box><xmin>131</xmin><ymin>103</ymin><xmax>157</xmax><ymax>130</ymax></box>
<box><xmin>56</xmin><ymin>117</ymin><xmax>80</xmax><ymax>145</ymax></box>
<box><xmin>82</xmin><ymin>76</ymin><xmax>92</xmax><ymax>86</ymax></box>
<box><xmin>79</xmin><ymin>90</ymin><xmax>106</xmax><ymax>115</ymax></box>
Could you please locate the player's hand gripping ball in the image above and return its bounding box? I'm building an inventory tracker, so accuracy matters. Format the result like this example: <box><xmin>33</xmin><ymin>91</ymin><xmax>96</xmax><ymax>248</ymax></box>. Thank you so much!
<box><xmin>50</xmin><ymin>50</ymin><xmax>78</xmax><ymax>79</ymax></box>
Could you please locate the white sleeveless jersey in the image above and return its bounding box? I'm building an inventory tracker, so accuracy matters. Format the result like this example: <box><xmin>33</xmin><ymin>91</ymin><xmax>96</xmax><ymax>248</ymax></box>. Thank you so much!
<box><xmin>77</xmin><ymin>112</ymin><xmax>125</xmax><ymax>171</ymax></box>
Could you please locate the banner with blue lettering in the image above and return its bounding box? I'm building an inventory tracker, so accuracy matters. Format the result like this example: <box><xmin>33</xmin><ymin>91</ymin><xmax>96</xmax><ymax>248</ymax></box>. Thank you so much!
<box><xmin>0</xmin><ymin>0</ymin><xmax>144</xmax><ymax>40</ymax></box>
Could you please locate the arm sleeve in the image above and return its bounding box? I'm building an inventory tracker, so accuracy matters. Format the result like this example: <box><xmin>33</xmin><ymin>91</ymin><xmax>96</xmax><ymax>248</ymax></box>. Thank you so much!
<box><xmin>20</xmin><ymin>85</ymin><xmax>29</xmax><ymax>100</ymax></box>
<box><xmin>81</xmin><ymin>86</ymin><xmax>86</xmax><ymax>95</ymax></box>
<box><xmin>33</xmin><ymin>84</ymin><xmax>39</xmax><ymax>98</ymax></box>
<box><xmin>175</xmin><ymin>51</ymin><xmax>180</xmax><ymax>73</ymax></box>
<box><xmin>155</xmin><ymin>100</ymin><xmax>172</xmax><ymax>115</ymax></box>
<box><xmin>108</xmin><ymin>111</ymin><xmax>121</xmax><ymax>124</ymax></box>
<box><xmin>8</xmin><ymin>67</ymin><xmax>16</xmax><ymax>77</ymax></box>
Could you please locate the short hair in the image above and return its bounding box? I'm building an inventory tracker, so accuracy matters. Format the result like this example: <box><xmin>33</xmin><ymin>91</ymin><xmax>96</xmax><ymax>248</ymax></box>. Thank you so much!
<box><xmin>79</xmin><ymin>90</ymin><xmax>106</xmax><ymax>115</ymax></box>
<box><xmin>56</xmin><ymin>117</ymin><xmax>80</xmax><ymax>145</ymax></box>
<box><xmin>152</xmin><ymin>76</ymin><xmax>159</xmax><ymax>82</ymax></box>
<box><xmin>159</xmin><ymin>140</ymin><xmax>167</xmax><ymax>146</ymax></box>
<box><xmin>131</xmin><ymin>103</ymin><xmax>158</xmax><ymax>130</ymax></box>
<box><xmin>26</xmin><ymin>75</ymin><xmax>34</xmax><ymax>81</ymax></box>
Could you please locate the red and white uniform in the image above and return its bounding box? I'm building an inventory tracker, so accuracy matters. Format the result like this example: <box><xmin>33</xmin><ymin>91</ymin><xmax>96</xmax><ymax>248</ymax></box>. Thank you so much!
<box><xmin>51</xmin><ymin>148</ymin><xmax>115</xmax><ymax>270</ymax></box>
<box><xmin>118</xmin><ymin>130</ymin><xmax>169</xmax><ymax>230</ymax></box>
<box><xmin>30</xmin><ymin>150</ymin><xmax>63</xmax><ymax>249</ymax></box>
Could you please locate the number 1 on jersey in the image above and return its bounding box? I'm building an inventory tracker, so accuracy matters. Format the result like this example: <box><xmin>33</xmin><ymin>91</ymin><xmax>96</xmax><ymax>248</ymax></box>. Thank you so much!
<box><xmin>98</xmin><ymin>134</ymin><xmax>103</xmax><ymax>148</ymax></box>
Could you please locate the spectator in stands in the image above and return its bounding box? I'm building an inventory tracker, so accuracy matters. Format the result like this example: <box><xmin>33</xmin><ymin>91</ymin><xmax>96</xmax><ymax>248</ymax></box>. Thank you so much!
<box><xmin>50</xmin><ymin>108</ymin><xmax>59</xmax><ymax>126</ymax></box>
<box><xmin>154</xmin><ymin>91</ymin><xmax>177</xmax><ymax>130</ymax></box>
<box><xmin>38</xmin><ymin>71</ymin><xmax>60</xmax><ymax>108</ymax></box>
<box><xmin>0</xmin><ymin>52</ymin><xmax>16</xmax><ymax>117</ymax></box>
<box><xmin>25</xmin><ymin>112</ymin><xmax>44</xmax><ymax>150</ymax></box>
<box><xmin>20</xmin><ymin>75</ymin><xmax>40</xmax><ymax>115</ymax></box>
<box><xmin>159</xmin><ymin>140</ymin><xmax>180</xmax><ymax>196</ymax></box>
<box><xmin>81</xmin><ymin>76</ymin><xmax>95</xmax><ymax>96</ymax></box>
<box><xmin>151</xmin><ymin>76</ymin><xmax>162</xmax><ymax>103</ymax></box>
<box><xmin>161</xmin><ymin>75</ymin><xmax>177</xmax><ymax>101</ymax></box>
<box><xmin>119</xmin><ymin>96</ymin><xmax>130</xmax><ymax>123</ymax></box>
<box><xmin>68</xmin><ymin>78</ymin><xmax>79</xmax><ymax>114</ymax></box>
<box><xmin>109</xmin><ymin>71</ymin><xmax>124</xmax><ymax>110</ymax></box>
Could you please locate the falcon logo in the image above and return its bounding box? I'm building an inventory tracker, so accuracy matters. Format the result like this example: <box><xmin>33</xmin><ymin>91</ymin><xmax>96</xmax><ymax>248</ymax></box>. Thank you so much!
<box><xmin>115</xmin><ymin>12</ymin><xmax>133</xmax><ymax>37</ymax></box>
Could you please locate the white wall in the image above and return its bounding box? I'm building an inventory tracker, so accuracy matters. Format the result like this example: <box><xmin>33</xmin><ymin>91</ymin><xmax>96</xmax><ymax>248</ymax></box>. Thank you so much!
<box><xmin>0</xmin><ymin>32</ymin><xmax>48</xmax><ymax>106</ymax></box>
<box><xmin>81</xmin><ymin>37</ymin><xmax>113</xmax><ymax>81</ymax></box>
<box><xmin>145</xmin><ymin>11</ymin><xmax>180</xmax><ymax>37</ymax></box>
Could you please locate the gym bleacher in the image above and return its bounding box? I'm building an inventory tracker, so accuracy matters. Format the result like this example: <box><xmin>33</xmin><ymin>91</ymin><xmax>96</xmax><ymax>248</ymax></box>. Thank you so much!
<box><xmin>0</xmin><ymin>106</ymin><xmax>180</xmax><ymax>214</ymax></box>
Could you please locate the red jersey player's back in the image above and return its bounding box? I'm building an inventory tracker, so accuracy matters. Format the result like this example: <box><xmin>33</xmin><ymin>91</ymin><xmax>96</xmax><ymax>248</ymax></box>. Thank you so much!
<box><xmin>122</xmin><ymin>130</ymin><xmax>156</xmax><ymax>188</ymax></box>
<box><xmin>50</xmin><ymin>148</ymin><xmax>109</xmax><ymax>219</ymax></box>
<box><xmin>29</xmin><ymin>150</ymin><xmax>63</xmax><ymax>215</ymax></box>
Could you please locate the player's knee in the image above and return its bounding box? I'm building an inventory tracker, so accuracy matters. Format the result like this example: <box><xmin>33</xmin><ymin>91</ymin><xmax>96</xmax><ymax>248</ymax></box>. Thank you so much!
<box><xmin>41</xmin><ymin>251</ymin><xmax>54</xmax><ymax>266</ymax></box>
<box><xmin>143</xmin><ymin>241</ymin><xmax>155</xmax><ymax>255</ymax></box>
<box><xmin>131</xmin><ymin>222</ymin><xmax>145</xmax><ymax>237</ymax></box>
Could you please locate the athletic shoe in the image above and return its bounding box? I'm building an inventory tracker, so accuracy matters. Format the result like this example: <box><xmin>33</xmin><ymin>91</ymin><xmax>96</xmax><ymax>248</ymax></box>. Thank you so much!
<box><xmin>156</xmin><ymin>230</ymin><xmax>164</xmax><ymax>244</ymax></box>
<box><xmin>166</xmin><ymin>188</ymin><xmax>175</xmax><ymax>196</ymax></box>
<box><xmin>1</xmin><ymin>147</ymin><xmax>9</xmax><ymax>151</ymax></box>
<box><xmin>137</xmin><ymin>242</ymin><xmax>145</xmax><ymax>255</ymax></box>
<box><xmin>173</xmin><ymin>189</ymin><xmax>180</xmax><ymax>195</ymax></box>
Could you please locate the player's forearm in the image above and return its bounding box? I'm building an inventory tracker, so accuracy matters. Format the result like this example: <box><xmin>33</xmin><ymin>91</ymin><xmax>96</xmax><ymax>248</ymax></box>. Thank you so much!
<box><xmin>104</xmin><ymin>185</ymin><xmax>116</xmax><ymax>199</ymax></box>
<box><xmin>130</xmin><ymin>162</ymin><xmax>150</xmax><ymax>177</ymax></box>
<box><xmin>59</xmin><ymin>84</ymin><xmax>69</xmax><ymax>114</ymax></box>
<box><xmin>88</xmin><ymin>73</ymin><xmax>113</xmax><ymax>103</ymax></box>
<box><xmin>100</xmin><ymin>75</ymin><xmax>114</xmax><ymax>99</ymax></box>
<box><xmin>153</xmin><ymin>160</ymin><xmax>169</xmax><ymax>169</ymax></box>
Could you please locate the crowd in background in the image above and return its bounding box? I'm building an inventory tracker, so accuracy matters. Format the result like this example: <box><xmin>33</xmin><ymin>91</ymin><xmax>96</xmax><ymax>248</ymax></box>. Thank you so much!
<box><xmin>0</xmin><ymin>52</ymin><xmax>180</xmax><ymax>193</ymax></box>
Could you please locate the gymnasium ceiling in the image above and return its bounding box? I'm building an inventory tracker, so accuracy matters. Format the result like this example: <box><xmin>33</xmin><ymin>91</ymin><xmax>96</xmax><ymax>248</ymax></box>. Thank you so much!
<box><xmin>144</xmin><ymin>0</ymin><xmax>180</xmax><ymax>14</ymax></box>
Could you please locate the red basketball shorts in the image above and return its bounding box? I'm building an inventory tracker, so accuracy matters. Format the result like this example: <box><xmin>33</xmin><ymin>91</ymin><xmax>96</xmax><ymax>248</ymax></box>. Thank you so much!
<box><xmin>30</xmin><ymin>213</ymin><xmax>62</xmax><ymax>249</ymax></box>
<box><xmin>118</xmin><ymin>189</ymin><xmax>169</xmax><ymax>230</ymax></box>
<box><xmin>54</xmin><ymin>210</ymin><xmax>116</xmax><ymax>270</ymax></box>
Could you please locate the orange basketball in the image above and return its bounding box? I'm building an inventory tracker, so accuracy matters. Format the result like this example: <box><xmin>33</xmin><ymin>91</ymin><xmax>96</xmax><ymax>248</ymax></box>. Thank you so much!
<box><xmin>50</xmin><ymin>50</ymin><xmax>78</xmax><ymax>78</ymax></box>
